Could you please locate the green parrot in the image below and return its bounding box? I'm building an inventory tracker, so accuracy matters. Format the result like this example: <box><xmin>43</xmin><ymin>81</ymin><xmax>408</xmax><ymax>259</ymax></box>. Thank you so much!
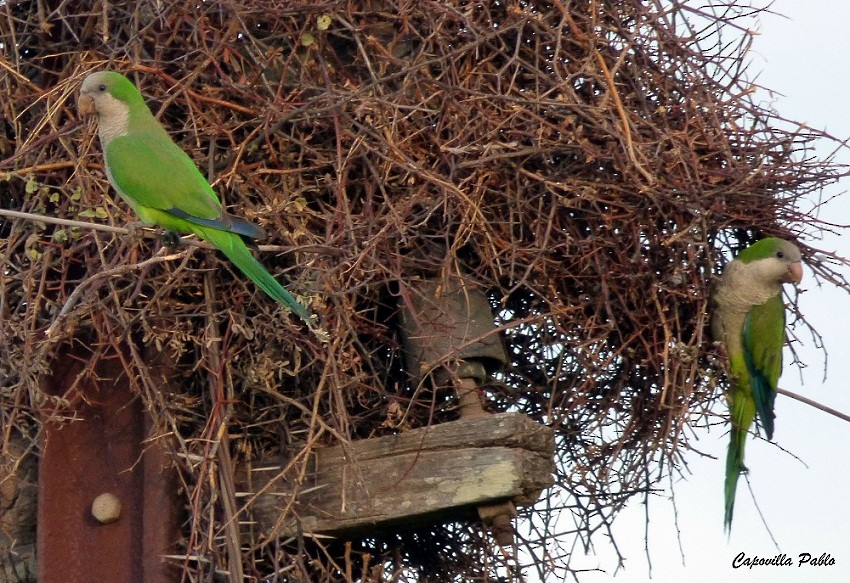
<box><xmin>78</xmin><ymin>71</ymin><xmax>314</xmax><ymax>327</ymax></box>
<box><xmin>711</xmin><ymin>237</ymin><xmax>803</xmax><ymax>531</ymax></box>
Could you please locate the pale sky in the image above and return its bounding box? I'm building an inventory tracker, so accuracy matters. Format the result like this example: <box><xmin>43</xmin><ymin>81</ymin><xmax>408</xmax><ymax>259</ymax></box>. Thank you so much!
<box><xmin>575</xmin><ymin>2</ymin><xmax>850</xmax><ymax>581</ymax></box>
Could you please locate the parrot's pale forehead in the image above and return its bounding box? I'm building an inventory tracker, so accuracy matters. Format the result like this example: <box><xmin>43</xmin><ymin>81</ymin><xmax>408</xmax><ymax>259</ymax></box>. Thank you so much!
<box><xmin>773</xmin><ymin>239</ymin><xmax>801</xmax><ymax>260</ymax></box>
<box><xmin>81</xmin><ymin>71</ymin><xmax>118</xmax><ymax>91</ymax></box>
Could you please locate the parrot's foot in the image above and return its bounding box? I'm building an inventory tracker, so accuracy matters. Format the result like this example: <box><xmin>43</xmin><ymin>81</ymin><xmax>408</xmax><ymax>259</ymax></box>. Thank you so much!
<box><xmin>241</xmin><ymin>234</ymin><xmax>260</xmax><ymax>250</ymax></box>
<box><xmin>160</xmin><ymin>230</ymin><xmax>182</xmax><ymax>249</ymax></box>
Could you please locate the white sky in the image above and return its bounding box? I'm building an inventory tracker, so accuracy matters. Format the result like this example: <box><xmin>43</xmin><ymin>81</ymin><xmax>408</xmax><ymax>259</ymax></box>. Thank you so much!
<box><xmin>573</xmin><ymin>2</ymin><xmax>850</xmax><ymax>581</ymax></box>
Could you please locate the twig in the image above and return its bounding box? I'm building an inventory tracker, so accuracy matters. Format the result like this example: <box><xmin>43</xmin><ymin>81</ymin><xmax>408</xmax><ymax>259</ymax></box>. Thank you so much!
<box><xmin>45</xmin><ymin>251</ymin><xmax>184</xmax><ymax>338</ymax></box>
<box><xmin>777</xmin><ymin>387</ymin><xmax>850</xmax><ymax>424</ymax></box>
<box><xmin>0</xmin><ymin>207</ymin><xmax>322</xmax><ymax>254</ymax></box>
<box><xmin>203</xmin><ymin>270</ymin><xmax>244</xmax><ymax>583</ymax></box>
<box><xmin>0</xmin><ymin>207</ymin><xmax>129</xmax><ymax>235</ymax></box>
<box><xmin>0</xmin><ymin>161</ymin><xmax>77</xmax><ymax>177</ymax></box>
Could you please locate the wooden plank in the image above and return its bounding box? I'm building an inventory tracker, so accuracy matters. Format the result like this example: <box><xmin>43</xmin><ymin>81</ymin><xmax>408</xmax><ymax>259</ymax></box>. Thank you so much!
<box><xmin>244</xmin><ymin>413</ymin><xmax>554</xmax><ymax>538</ymax></box>
<box><xmin>317</xmin><ymin>412</ymin><xmax>554</xmax><ymax>466</ymax></box>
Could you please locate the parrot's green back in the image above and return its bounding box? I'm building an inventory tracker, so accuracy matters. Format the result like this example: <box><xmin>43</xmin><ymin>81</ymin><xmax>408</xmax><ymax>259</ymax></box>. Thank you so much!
<box><xmin>724</xmin><ymin>294</ymin><xmax>785</xmax><ymax>530</ymax></box>
<box><xmin>104</xmin><ymin>132</ymin><xmax>267</xmax><ymax>239</ymax></box>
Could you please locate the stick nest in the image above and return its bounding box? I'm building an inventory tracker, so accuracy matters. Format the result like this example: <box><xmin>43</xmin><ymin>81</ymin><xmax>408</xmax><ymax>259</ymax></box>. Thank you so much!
<box><xmin>1</xmin><ymin>1</ymin><xmax>847</xmax><ymax>581</ymax></box>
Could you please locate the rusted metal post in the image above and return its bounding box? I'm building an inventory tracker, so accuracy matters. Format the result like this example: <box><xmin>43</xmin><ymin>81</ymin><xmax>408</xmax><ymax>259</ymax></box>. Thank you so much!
<box><xmin>38</xmin><ymin>342</ymin><xmax>180</xmax><ymax>583</ymax></box>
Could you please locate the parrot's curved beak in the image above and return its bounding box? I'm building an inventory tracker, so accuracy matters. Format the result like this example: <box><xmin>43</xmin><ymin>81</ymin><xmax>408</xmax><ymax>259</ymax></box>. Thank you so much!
<box><xmin>782</xmin><ymin>261</ymin><xmax>803</xmax><ymax>284</ymax></box>
<box><xmin>78</xmin><ymin>93</ymin><xmax>96</xmax><ymax>118</ymax></box>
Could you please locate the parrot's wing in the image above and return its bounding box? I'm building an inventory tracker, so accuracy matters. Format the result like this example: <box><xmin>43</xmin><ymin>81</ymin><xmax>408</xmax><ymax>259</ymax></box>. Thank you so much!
<box><xmin>742</xmin><ymin>294</ymin><xmax>785</xmax><ymax>440</ymax></box>
<box><xmin>105</xmin><ymin>132</ymin><xmax>264</xmax><ymax>239</ymax></box>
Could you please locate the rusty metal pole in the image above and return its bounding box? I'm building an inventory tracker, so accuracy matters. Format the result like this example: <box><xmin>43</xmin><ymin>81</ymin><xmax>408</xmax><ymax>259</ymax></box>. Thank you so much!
<box><xmin>38</xmin><ymin>342</ymin><xmax>180</xmax><ymax>583</ymax></box>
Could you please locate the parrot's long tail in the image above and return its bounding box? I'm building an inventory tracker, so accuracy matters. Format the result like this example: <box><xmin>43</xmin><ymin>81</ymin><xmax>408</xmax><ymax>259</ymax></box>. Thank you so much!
<box><xmin>724</xmin><ymin>425</ymin><xmax>747</xmax><ymax>532</ymax></box>
<box><xmin>724</xmin><ymin>386</ymin><xmax>757</xmax><ymax>532</ymax></box>
<box><xmin>199</xmin><ymin>228</ymin><xmax>315</xmax><ymax>327</ymax></box>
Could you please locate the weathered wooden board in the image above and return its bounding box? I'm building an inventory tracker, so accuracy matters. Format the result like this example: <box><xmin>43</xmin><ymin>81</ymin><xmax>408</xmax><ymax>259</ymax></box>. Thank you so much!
<box><xmin>243</xmin><ymin>412</ymin><xmax>555</xmax><ymax>538</ymax></box>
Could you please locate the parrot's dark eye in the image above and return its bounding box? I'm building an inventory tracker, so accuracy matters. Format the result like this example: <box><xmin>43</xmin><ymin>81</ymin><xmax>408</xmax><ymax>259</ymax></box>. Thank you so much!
<box><xmin>776</xmin><ymin>251</ymin><xmax>784</xmax><ymax>258</ymax></box>
<box><xmin>97</xmin><ymin>83</ymin><xmax>107</xmax><ymax>92</ymax></box>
